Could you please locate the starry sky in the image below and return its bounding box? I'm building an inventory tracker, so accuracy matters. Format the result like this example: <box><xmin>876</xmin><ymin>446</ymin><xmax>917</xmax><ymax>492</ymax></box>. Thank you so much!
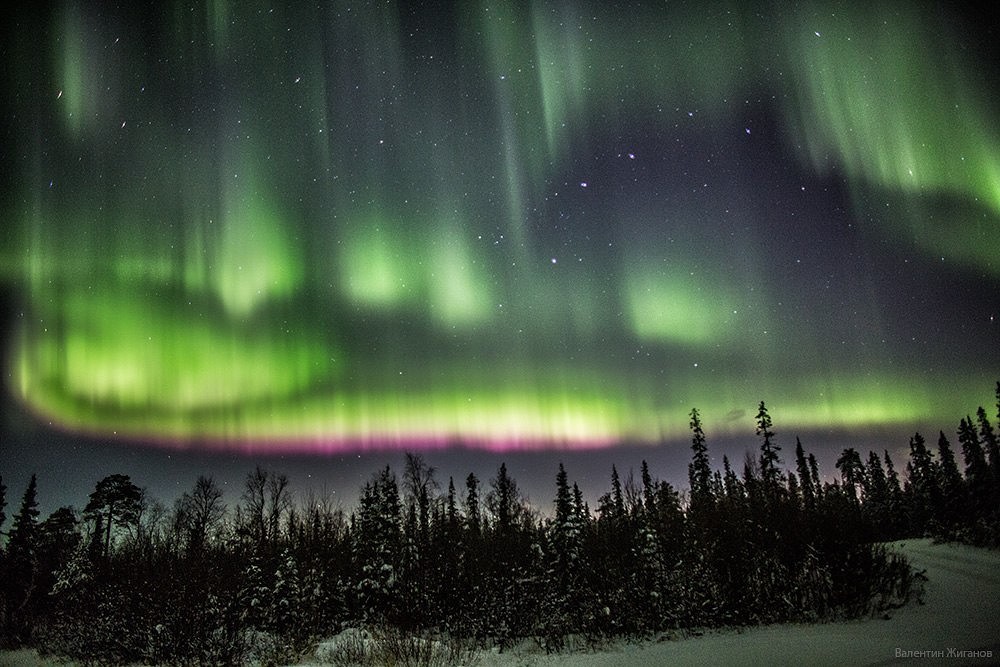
<box><xmin>2</xmin><ymin>0</ymin><xmax>998</xmax><ymax>514</ymax></box>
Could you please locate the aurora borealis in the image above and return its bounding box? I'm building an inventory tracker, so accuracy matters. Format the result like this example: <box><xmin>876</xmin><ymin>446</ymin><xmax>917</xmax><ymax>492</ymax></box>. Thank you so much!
<box><xmin>2</xmin><ymin>1</ymin><xmax>998</xmax><ymax>498</ymax></box>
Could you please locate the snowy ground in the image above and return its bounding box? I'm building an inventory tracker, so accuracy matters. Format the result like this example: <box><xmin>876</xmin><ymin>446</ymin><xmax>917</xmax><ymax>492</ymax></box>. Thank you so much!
<box><xmin>468</xmin><ymin>539</ymin><xmax>1000</xmax><ymax>666</ymax></box>
<box><xmin>3</xmin><ymin>539</ymin><xmax>998</xmax><ymax>666</ymax></box>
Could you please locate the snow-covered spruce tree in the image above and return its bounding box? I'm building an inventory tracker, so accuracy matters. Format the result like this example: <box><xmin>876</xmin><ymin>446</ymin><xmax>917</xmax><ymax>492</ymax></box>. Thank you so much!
<box><xmin>270</xmin><ymin>549</ymin><xmax>304</xmax><ymax>644</ymax></box>
<box><xmin>36</xmin><ymin>540</ymin><xmax>99</xmax><ymax>660</ymax></box>
<box><xmin>536</xmin><ymin>464</ymin><xmax>588</xmax><ymax>647</ymax></box>
<box><xmin>592</xmin><ymin>469</ymin><xmax>631</xmax><ymax>635</ymax></box>
<box><xmin>755</xmin><ymin>402</ymin><xmax>784</xmax><ymax>499</ymax></box>
<box><xmin>688</xmin><ymin>408</ymin><xmax>713</xmax><ymax>517</ymax></box>
<box><xmin>353</xmin><ymin>467</ymin><xmax>403</xmax><ymax>625</ymax></box>
<box><xmin>645</xmin><ymin>477</ymin><xmax>686</xmax><ymax>628</ymax></box>
<box><xmin>399</xmin><ymin>452</ymin><xmax>438</xmax><ymax>629</ymax></box>
<box><xmin>451</xmin><ymin>471</ymin><xmax>488</xmax><ymax>639</ymax></box>
<box><xmin>424</xmin><ymin>476</ymin><xmax>462</xmax><ymax>631</ymax></box>
<box><xmin>482</xmin><ymin>463</ymin><xmax>537</xmax><ymax>647</ymax></box>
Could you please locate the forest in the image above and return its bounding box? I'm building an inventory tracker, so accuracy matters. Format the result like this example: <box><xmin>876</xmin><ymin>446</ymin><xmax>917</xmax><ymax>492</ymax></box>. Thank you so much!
<box><xmin>1</xmin><ymin>382</ymin><xmax>998</xmax><ymax>665</ymax></box>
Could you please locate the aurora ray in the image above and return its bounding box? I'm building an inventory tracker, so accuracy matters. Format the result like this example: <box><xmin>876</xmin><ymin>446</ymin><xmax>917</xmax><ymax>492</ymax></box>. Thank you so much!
<box><xmin>1</xmin><ymin>0</ymin><xmax>997</xmax><ymax>458</ymax></box>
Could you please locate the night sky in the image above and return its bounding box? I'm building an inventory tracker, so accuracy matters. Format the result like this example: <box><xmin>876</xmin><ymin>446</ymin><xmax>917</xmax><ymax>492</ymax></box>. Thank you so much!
<box><xmin>2</xmin><ymin>1</ymin><xmax>998</xmax><ymax>515</ymax></box>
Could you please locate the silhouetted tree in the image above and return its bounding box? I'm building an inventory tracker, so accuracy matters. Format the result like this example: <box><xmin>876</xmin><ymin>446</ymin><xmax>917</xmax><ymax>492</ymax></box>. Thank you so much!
<box><xmin>958</xmin><ymin>416</ymin><xmax>990</xmax><ymax>519</ymax></box>
<box><xmin>959</xmin><ymin>417</ymin><xmax>988</xmax><ymax>484</ymax></box>
<box><xmin>4</xmin><ymin>474</ymin><xmax>40</xmax><ymax>643</ymax></box>
<box><xmin>238</xmin><ymin>466</ymin><xmax>291</xmax><ymax>552</ymax></box>
<box><xmin>487</xmin><ymin>463</ymin><xmax>521</xmax><ymax>540</ymax></box>
<box><xmin>722</xmin><ymin>455</ymin><xmax>741</xmax><ymax>499</ymax></box>
<box><xmin>0</xmin><ymin>474</ymin><xmax>7</xmax><ymax>541</ymax></box>
<box><xmin>808</xmin><ymin>452</ymin><xmax>823</xmax><ymax>502</ymax></box>
<box><xmin>354</xmin><ymin>466</ymin><xmax>402</xmax><ymax>623</ymax></box>
<box><xmin>464</xmin><ymin>472</ymin><xmax>482</xmax><ymax>538</ymax></box>
<box><xmin>83</xmin><ymin>474</ymin><xmax>142</xmax><ymax>560</ymax></box>
<box><xmin>884</xmin><ymin>450</ymin><xmax>903</xmax><ymax>500</ymax></box>
<box><xmin>38</xmin><ymin>507</ymin><xmax>80</xmax><ymax>569</ymax></box>
<box><xmin>446</xmin><ymin>477</ymin><xmax>459</xmax><ymax>537</ymax></box>
<box><xmin>755</xmin><ymin>401</ymin><xmax>783</xmax><ymax>494</ymax></box>
<box><xmin>174</xmin><ymin>475</ymin><xmax>226</xmax><ymax>556</ymax></box>
<box><xmin>640</xmin><ymin>460</ymin><xmax>656</xmax><ymax>515</ymax></box>
<box><xmin>542</xmin><ymin>463</ymin><xmax>587</xmax><ymax>640</ymax></box>
<box><xmin>795</xmin><ymin>438</ymin><xmax>815</xmax><ymax>509</ymax></box>
<box><xmin>976</xmin><ymin>406</ymin><xmax>1000</xmax><ymax>483</ymax></box>
<box><xmin>403</xmin><ymin>452</ymin><xmax>437</xmax><ymax>551</ymax></box>
<box><xmin>688</xmin><ymin>408</ymin><xmax>713</xmax><ymax>512</ymax></box>
<box><xmin>835</xmin><ymin>448</ymin><xmax>865</xmax><ymax>504</ymax></box>
<box><xmin>905</xmin><ymin>433</ymin><xmax>939</xmax><ymax>533</ymax></box>
<box><xmin>860</xmin><ymin>451</ymin><xmax>887</xmax><ymax>535</ymax></box>
<box><xmin>935</xmin><ymin>432</ymin><xmax>964</xmax><ymax>525</ymax></box>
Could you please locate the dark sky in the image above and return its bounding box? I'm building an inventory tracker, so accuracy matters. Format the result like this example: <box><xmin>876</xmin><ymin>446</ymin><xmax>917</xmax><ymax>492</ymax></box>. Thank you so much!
<box><xmin>2</xmin><ymin>0</ymin><xmax>998</xmax><ymax>517</ymax></box>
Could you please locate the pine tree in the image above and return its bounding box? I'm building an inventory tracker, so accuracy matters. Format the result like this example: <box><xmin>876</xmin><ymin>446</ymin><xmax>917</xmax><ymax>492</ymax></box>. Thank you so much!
<box><xmin>610</xmin><ymin>465</ymin><xmax>625</xmax><ymax>520</ymax></box>
<box><xmin>354</xmin><ymin>467</ymin><xmax>402</xmax><ymax>623</ymax></box>
<box><xmin>555</xmin><ymin>464</ymin><xmax>572</xmax><ymax>529</ymax></box>
<box><xmin>860</xmin><ymin>450</ymin><xmax>895</xmax><ymax>539</ymax></box>
<box><xmin>464</xmin><ymin>473</ymin><xmax>481</xmax><ymax>537</ymax></box>
<box><xmin>8</xmin><ymin>474</ymin><xmax>40</xmax><ymax>562</ymax></box>
<box><xmin>905</xmin><ymin>433</ymin><xmax>939</xmax><ymax>533</ymax></box>
<box><xmin>958</xmin><ymin>417</ymin><xmax>988</xmax><ymax>488</ymax></box>
<box><xmin>640</xmin><ymin>460</ymin><xmax>656</xmax><ymax>516</ymax></box>
<box><xmin>755</xmin><ymin>401</ymin><xmax>783</xmax><ymax>493</ymax></box>
<box><xmin>958</xmin><ymin>416</ymin><xmax>989</xmax><ymax>516</ymax></box>
<box><xmin>547</xmin><ymin>463</ymin><xmax>584</xmax><ymax>635</ymax></box>
<box><xmin>572</xmin><ymin>483</ymin><xmax>586</xmax><ymax>524</ymax></box>
<box><xmin>936</xmin><ymin>431</ymin><xmax>964</xmax><ymax>526</ymax></box>
<box><xmin>488</xmin><ymin>463</ymin><xmax>521</xmax><ymax>540</ymax></box>
<box><xmin>38</xmin><ymin>506</ymin><xmax>81</xmax><ymax>577</ymax></box>
<box><xmin>865</xmin><ymin>451</ymin><xmax>888</xmax><ymax>504</ymax></box>
<box><xmin>5</xmin><ymin>474</ymin><xmax>41</xmax><ymax>642</ymax></box>
<box><xmin>83</xmin><ymin>474</ymin><xmax>142</xmax><ymax>559</ymax></box>
<box><xmin>722</xmin><ymin>455</ymin><xmax>741</xmax><ymax>499</ymax></box>
<box><xmin>884</xmin><ymin>450</ymin><xmax>903</xmax><ymax>499</ymax></box>
<box><xmin>0</xmin><ymin>474</ymin><xmax>7</xmax><ymax>540</ymax></box>
<box><xmin>976</xmin><ymin>406</ymin><xmax>1000</xmax><ymax>483</ymax></box>
<box><xmin>808</xmin><ymin>453</ymin><xmax>823</xmax><ymax>502</ymax></box>
<box><xmin>271</xmin><ymin>549</ymin><xmax>302</xmax><ymax>639</ymax></box>
<box><xmin>795</xmin><ymin>438</ymin><xmax>815</xmax><ymax>509</ymax></box>
<box><xmin>446</xmin><ymin>477</ymin><xmax>459</xmax><ymax>537</ymax></box>
<box><xmin>688</xmin><ymin>408</ymin><xmax>713</xmax><ymax>511</ymax></box>
<box><xmin>835</xmin><ymin>448</ymin><xmax>864</xmax><ymax>503</ymax></box>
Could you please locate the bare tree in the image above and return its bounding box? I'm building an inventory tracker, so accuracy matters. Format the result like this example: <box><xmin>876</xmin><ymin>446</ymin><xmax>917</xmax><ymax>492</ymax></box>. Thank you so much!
<box><xmin>175</xmin><ymin>475</ymin><xmax>227</xmax><ymax>555</ymax></box>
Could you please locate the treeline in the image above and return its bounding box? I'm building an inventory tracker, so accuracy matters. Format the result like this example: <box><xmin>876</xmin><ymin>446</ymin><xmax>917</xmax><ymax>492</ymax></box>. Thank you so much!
<box><xmin>0</xmin><ymin>382</ymin><xmax>997</xmax><ymax>664</ymax></box>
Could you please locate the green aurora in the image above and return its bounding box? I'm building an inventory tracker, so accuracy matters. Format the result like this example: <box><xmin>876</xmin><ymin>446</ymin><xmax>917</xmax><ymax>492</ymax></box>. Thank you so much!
<box><xmin>2</xmin><ymin>0</ymin><xmax>997</xmax><ymax>453</ymax></box>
